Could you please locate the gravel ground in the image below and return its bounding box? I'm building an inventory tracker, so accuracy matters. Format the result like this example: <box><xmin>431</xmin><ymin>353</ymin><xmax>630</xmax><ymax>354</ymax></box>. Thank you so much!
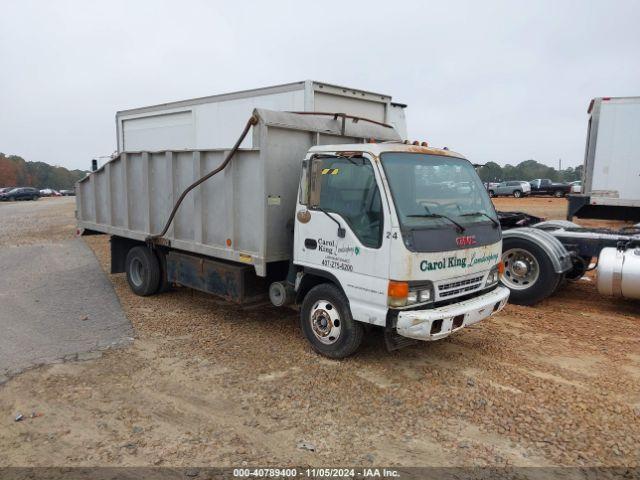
<box><xmin>0</xmin><ymin>197</ymin><xmax>638</xmax><ymax>468</ymax></box>
<box><xmin>0</xmin><ymin>197</ymin><xmax>77</xmax><ymax>247</ymax></box>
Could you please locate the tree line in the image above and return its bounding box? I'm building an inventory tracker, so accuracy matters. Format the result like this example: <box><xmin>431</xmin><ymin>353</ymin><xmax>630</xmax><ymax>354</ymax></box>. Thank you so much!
<box><xmin>0</xmin><ymin>153</ymin><xmax>88</xmax><ymax>190</ymax></box>
<box><xmin>478</xmin><ymin>159</ymin><xmax>583</xmax><ymax>183</ymax></box>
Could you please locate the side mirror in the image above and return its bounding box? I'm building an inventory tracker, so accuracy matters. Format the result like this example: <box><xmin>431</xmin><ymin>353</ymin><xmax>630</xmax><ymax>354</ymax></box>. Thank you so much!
<box><xmin>299</xmin><ymin>160</ymin><xmax>310</xmax><ymax>205</ymax></box>
<box><xmin>309</xmin><ymin>158</ymin><xmax>323</xmax><ymax>207</ymax></box>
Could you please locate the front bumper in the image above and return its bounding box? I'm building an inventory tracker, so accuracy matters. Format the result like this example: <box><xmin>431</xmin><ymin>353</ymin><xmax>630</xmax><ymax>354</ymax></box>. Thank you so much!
<box><xmin>396</xmin><ymin>286</ymin><xmax>509</xmax><ymax>341</ymax></box>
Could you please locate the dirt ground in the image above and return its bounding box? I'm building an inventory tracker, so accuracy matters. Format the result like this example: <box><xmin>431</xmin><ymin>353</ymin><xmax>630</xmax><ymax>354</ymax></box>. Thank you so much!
<box><xmin>1</xmin><ymin>197</ymin><xmax>639</xmax><ymax>468</ymax></box>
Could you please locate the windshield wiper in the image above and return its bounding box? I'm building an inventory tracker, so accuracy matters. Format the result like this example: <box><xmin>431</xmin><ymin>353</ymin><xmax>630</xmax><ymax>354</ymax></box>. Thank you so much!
<box><xmin>459</xmin><ymin>211</ymin><xmax>499</xmax><ymax>228</ymax></box>
<box><xmin>406</xmin><ymin>213</ymin><xmax>465</xmax><ymax>233</ymax></box>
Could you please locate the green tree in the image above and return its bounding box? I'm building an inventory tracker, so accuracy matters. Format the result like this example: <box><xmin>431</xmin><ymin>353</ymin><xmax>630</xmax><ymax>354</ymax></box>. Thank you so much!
<box><xmin>478</xmin><ymin>161</ymin><xmax>503</xmax><ymax>182</ymax></box>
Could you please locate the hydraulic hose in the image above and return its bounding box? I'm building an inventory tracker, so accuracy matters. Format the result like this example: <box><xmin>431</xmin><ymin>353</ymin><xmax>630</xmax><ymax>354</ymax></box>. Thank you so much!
<box><xmin>146</xmin><ymin>114</ymin><xmax>258</xmax><ymax>244</ymax></box>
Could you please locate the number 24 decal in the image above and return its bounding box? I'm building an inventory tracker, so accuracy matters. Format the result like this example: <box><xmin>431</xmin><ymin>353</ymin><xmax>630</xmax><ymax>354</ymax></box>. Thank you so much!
<box><xmin>385</xmin><ymin>232</ymin><xmax>398</xmax><ymax>239</ymax></box>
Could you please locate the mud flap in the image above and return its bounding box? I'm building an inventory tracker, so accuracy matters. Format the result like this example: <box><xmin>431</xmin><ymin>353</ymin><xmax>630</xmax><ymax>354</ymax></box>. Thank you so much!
<box><xmin>384</xmin><ymin>328</ymin><xmax>418</xmax><ymax>351</ymax></box>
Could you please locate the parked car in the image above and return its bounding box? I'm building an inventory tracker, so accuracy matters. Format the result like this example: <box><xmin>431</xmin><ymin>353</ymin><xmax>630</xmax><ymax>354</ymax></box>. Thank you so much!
<box><xmin>59</xmin><ymin>189</ymin><xmax>76</xmax><ymax>196</ymax></box>
<box><xmin>488</xmin><ymin>181</ymin><xmax>531</xmax><ymax>198</ymax></box>
<box><xmin>0</xmin><ymin>187</ymin><xmax>41</xmax><ymax>201</ymax></box>
<box><xmin>529</xmin><ymin>179</ymin><xmax>572</xmax><ymax>197</ymax></box>
<box><xmin>0</xmin><ymin>187</ymin><xmax>16</xmax><ymax>195</ymax></box>
<box><xmin>569</xmin><ymin>180</ymin><xmax>582</xmax><ymax>193</ymax></box>
<box><xmin>40</xmin><ymin>188</ymin><xmax>62</xmax><ymax>197</ymax></box>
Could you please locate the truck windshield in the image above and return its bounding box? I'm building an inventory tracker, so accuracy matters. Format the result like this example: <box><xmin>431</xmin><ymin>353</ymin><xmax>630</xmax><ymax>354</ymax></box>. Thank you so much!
<box><xmin>380</xmin><ymin>152</ymin><xmax>497</xmax><ymax>230</ymax></box>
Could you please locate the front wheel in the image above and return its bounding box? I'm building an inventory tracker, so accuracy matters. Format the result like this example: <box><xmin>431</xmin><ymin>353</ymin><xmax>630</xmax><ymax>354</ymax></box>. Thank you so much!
<box><xmin>300</xmin><ymin>283</ymin><xmax>363</xmax><ymax>359</ymax></box>
<box><xmin>501</xmin><ymin>237</ymin><xmax>562</xmax><ymax>305</ymax></box>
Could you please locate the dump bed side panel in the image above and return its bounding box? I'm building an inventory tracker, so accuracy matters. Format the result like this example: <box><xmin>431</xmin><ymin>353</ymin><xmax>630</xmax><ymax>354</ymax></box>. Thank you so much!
<box><xmin>77</xmin><ymin>149</ymin><xmax>265</xmax><ymax>271</ymax></box>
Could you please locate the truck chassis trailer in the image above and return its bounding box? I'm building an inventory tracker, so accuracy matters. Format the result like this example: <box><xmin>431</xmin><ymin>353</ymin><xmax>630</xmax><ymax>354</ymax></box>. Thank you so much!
<box><xmin>496</xmin><ymin>212</ymin><xmax>640</xmax><ymax>304</ymax></box>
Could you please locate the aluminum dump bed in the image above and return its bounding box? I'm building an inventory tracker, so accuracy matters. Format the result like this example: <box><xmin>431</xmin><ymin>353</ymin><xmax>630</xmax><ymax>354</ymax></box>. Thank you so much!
<box><xmin>77</xmin><ymin>109</ymin><xmax>401</xmax><ymax>276</ymax></box>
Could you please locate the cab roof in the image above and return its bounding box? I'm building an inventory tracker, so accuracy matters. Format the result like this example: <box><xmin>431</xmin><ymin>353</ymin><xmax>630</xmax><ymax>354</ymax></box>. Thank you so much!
<box><xmin>308</xmin><ymin>142</ymin><xmax>466</xmax><ymax>160</ymax></box>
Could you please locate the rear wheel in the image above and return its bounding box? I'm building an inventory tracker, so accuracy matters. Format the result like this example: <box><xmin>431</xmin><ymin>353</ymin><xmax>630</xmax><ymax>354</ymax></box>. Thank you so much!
<box><xmin>125</xmin><ymin>246</ymin><xmax>161</xmax><ymax>296</ymax></box>
<box><xmin>501</xmin><ymin>237</ymin><xmax>562</xmax><ymax>305</ymax></box>
<box><xmin>554</xmin><ymin>190</ymin><xmax>564</xmax><ymax>198</ymax></box>
<box><xmin>513</xmin><ymin>190</ymin><xmax>522</xmax><ymax>198</ymax></box>
<box><xmin>488</xmin><ymin>190</ymin><xmax>495</xmax><ymax>197</ymax></box>
<box><xmin>300</xmin><ymin>283</ymin><xmax>363</xmax><ymax>359</ymax></box>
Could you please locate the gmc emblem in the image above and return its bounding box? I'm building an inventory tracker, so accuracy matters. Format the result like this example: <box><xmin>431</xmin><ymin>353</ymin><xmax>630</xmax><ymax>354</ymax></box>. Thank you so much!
<box><xmin>456</xmin><ymin>235</ymin><xmax>477</xmax><ymax>247</ymax></box>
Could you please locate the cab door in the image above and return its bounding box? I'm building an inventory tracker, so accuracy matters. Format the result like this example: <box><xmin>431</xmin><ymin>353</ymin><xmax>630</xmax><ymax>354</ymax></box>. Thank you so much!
<box><xmin>294</xmin><ymin>154</ymin><xmax>391</xmax><ymax>327</ymax></box>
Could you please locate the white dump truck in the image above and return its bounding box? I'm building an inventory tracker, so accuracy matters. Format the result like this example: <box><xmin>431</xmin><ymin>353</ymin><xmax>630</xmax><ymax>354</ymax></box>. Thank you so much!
<box><xmin>77</xmin><ymin>86</ymin><xmax>509</xmax><ymax>358</ymax></box>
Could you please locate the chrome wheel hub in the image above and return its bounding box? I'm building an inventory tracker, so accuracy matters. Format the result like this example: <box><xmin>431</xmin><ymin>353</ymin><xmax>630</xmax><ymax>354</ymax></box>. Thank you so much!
<box><xmin>501</xmin><ymin>248</ymin><xmax>540</xmax><ymax>290</ymax></box>
<box><xmin>310</xmin><ymin>300</ymin><xmax>342</xmax><ymax>345</ymax></box>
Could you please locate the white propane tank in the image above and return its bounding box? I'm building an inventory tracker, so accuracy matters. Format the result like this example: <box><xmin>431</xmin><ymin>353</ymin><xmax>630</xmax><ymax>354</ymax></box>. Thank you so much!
<box><xmin>596</xmin><ymin>247</ymin><xmax>640</xmax><ymax>300</ymax></box>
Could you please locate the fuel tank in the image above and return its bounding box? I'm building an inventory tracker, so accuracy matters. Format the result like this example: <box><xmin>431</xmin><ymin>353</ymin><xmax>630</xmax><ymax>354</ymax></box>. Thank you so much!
<box><xmin>596</xmin><ymin>247</ymin><xmax>640</xmax><ymax>300</ymax></box>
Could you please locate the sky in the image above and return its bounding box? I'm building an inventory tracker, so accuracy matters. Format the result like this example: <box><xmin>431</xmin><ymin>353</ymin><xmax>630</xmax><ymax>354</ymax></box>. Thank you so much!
<box><xmin>1</xmin><ymin>0</ymin><xmax>639</xmax><ymax>171</ymax></box>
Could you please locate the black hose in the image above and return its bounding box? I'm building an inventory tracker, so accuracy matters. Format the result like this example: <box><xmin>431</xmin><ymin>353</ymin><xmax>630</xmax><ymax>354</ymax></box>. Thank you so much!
<box><xmin>146</xmin><ymin>114</ymin><xmax>258</xmax><ymax>244</ymax></box>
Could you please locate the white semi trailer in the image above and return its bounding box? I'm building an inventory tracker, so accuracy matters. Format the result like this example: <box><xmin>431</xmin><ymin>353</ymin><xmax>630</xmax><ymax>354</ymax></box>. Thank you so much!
<box><xmin>568</xmin><ymin>96</ymin><xmax>640</xmax><ymax>222</ymax></box>
<box><xmin>78</xmin><ymin>100</ymin><xmax>509</xmax><ymax>358</ymax></box>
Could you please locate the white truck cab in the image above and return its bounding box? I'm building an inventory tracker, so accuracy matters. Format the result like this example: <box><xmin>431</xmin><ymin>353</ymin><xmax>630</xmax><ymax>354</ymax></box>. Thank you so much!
<box><xmin>292</xmin><ymin>142</ymin><xmax>509</xmax><ymax>357</ymax></box>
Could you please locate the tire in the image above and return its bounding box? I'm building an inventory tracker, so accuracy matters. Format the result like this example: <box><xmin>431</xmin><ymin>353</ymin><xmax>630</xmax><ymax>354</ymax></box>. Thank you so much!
<box><xmin>513</xmin><ymin>190</ymin><xmax>522</xmax><ymax>198</ymax></box>
<box><xmin>501</xmin><ymin>237</ymin><xmax>562</xmax><ymax>306</ymax></box>
<box><xmin>553</xmin><ymin>190</ymin><xmax>564</xmax><ymax>198</ymax></box>
<box><xmin>9</xmin><ymin>197</ymin><xmax>15</xmax><ymax>202</ymax></box>
<box><xmin>125</xmin><ymin>245</ymin><xmax>161</xmax><ymax>296</ymax></box>
<box><xmin>488</xmin><ymin>190</ymin><xmax>495</xmax><ymax>198</ymax></box>
<box><xmin>300</xmin><ymin>283</ymin><xmax>364</xmax><ymax>359</ymax></box>
<box><xmin>154</xmin><ymin>249</ymin><xmax>173</xmax><ymax>293</ymax></box>
<box><xmin>31</xmin><ymin>195</ymin><xmax>38</xmax><ymax>201</ymax></box>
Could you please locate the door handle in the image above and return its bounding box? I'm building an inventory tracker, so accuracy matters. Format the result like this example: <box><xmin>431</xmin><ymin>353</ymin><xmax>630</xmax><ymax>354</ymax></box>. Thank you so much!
<box><xmin>304</xmin><ymin>238</ymin><xmax>317</xmax><ymax>250</ymax></box>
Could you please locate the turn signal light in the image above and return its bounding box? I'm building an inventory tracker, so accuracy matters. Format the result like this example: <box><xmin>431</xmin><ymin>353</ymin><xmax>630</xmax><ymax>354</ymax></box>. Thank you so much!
<box><xmin>388</xmin><ymin>281</ymin><xmax>409</xmax><ymax>307</ymax></box>
<box><xmin>388</xmin><ymin>281</ymin><xmax>409</xmax><ymax>298</ymax></box>
<box><xmin>498</xmin><ymin>260</ymin><xmax>505</xmax><ymax>276</ymax></box>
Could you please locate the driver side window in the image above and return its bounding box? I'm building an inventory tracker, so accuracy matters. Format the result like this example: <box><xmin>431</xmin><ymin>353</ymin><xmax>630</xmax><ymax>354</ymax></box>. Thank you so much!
<box><xmin>316</xmin><ymin>157</ymin><xmax>383</xmax><ymax>248</ymax></box>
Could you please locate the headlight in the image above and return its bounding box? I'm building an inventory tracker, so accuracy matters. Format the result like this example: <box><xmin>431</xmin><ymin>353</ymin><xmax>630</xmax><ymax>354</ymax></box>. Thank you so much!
<box><xmin>388</xmin><ymin>281</ymin><xmax>434</xmax><ymax>307</ymax></box>
<box><xmin>418</xmin><ymin>289</ymin><xmax>432</xmax><ymax>302</ymax></box>
<box><xmin>485</xmin><ymin>266</ymin><xmax>499</xmax><ymax>287</ymax></box>
<box><xmin>407</xmin><ymin>291</ymin><xmax>419</xmax><ymax>304</ymax></box>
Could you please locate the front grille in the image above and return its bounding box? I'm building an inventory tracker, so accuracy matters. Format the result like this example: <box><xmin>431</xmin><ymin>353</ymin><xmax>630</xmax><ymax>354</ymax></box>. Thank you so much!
<box><xmin>437</xmin><ymin>275</ymin><xmax>484</xmax><ymax>299</ymax></box>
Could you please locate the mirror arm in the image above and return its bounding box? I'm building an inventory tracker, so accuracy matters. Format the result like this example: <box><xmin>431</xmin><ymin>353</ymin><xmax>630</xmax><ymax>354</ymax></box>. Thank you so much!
<box><xmin>317</xmin><ymin>207</ymin><xmax>346</xmax><ymax>238</ymax></box>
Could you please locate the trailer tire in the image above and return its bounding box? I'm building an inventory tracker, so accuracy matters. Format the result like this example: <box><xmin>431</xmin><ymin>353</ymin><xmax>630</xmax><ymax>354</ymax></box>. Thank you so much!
<box><xmin>125</xmin><ymin>246</ymin><xmax>161</xmax><ymax>296</ymax></box>
<box><xmin>501</xmin><ymin>237</ymin><xmax>561</xmax><ymax>306</ymax></box>
<box><xmin>300</xmin><ymin>283</ymin><xmax>363</xmax><ymax>359</ymax></box>
<box><xmin>154</xmin><ymin>249</ymin><xmax>173</xmax><ymax>293</ymax></box>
